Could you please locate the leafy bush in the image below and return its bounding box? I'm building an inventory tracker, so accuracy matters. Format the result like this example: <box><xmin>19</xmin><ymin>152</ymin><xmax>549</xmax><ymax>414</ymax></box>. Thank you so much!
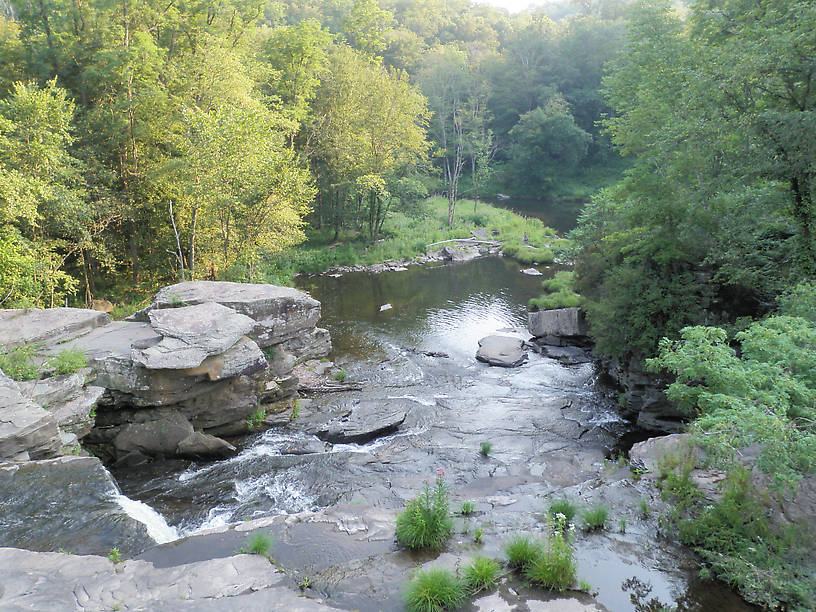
<box><xmin>0</xmin><ymin>345</ymin><xmax>38</xmax><ymax>381</ymax></box>
<box><xmin>463</xmin><ymin>556</ymin><xmax>501</xmax><ymax>593</ymax></box>
<box><xmin>48</xmin><ymin>348</ymin><xmax>87</xmax><ymax>375</ymax></box>
<box><xmin>403</xmin><ymin>567</ymin><xmax>465</xmax><ymax>612</ymax></box>
<box><xmin>529</xmin><ymin>271</ymin><xmax>582</xmax><ymax>311</ymax></box>
<box><xmin>581</xmin><ymin>504</ymin><xmax>608</xmax><ymax>531</ymax></box>
<box><xmin>504</xmin><ymin>534</ymin><xmax>543</xmax><ymax>571</ymax></box>
<box><xmin>547</xmin><ymin>497</ymin><xmax>578</xmax><ymax>523</ymax></box>
<box><xmin>395</xmin><ymin>473</ymin><xmax>453</xmax><ymax>551</ymax></box>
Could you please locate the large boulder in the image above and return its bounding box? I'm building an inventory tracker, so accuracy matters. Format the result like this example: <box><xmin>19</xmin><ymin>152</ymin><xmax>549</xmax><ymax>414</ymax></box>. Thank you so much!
<box><xmin>0</xmin><ymin>456</ymin><xmax>155</xmax><ymax>556</ymax></box>
<box><xmin>476</xmin><ymin>335</ymin><xmax>528</xmax><ymax>368</ymax></box>
<box><xmin>527</xmin><ymin>307</ymin><xmax>589</xmax><ymax>346</ymax></box>
<box><xmin>144</xmin><ymin>281</ymin><xmax>328</xmax><ymax>351</ymax></box>
<box><xmin>313</xmin><ymin>400</ymin><xmax>408</xmax><ymax>444</ymax></box>
<box><xmin>0</xmin><ymin>371</ymin><xmax>61</xmax><ymax>461</ymax></box>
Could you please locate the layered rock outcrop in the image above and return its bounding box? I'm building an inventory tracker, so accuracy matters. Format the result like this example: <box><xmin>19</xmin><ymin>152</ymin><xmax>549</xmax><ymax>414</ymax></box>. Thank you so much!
<box><xmin>0</xmin><ymin>281</ymin><xmax>331</xmax><ymax>461</ymax></box>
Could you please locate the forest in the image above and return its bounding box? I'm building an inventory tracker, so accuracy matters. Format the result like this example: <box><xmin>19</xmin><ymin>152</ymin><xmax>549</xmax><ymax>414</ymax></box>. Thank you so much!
<box><xmin>0</xmin><ymin>0</ymin><xmax>628</xmax><ymax>307</ymax></box>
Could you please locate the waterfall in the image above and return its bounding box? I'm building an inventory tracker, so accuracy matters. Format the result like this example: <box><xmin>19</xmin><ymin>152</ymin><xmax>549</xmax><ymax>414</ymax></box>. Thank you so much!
<box><xmin>113</xmin><ymin>494</ymin><xmax>179</xmax><ymax>544</ymax></box>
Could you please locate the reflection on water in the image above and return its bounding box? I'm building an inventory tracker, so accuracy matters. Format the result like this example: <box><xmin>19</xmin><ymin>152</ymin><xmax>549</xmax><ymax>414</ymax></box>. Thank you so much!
<box><xmin>491</xmin><ymin>196</ymin><xmax>586</xmax><ymax>234</ymax></box>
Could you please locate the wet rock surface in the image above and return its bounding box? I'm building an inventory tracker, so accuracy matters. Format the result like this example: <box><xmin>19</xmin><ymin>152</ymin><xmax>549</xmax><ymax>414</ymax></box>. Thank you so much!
<box><xmin>476</xmin><ymin>335</ymin><xmax>528</xmax><ymax>367</ymax></box>
<box><xmin>0</xmin><ymin>456</ymin><xmax>154</xmax><ymax>556</ymax></box>
<box><xmin>0</xmin><ymin>547</ymin><xmax>341</xmax><ymax>611</ymax></box>
<box><xmin>311</xmin><ymin>399</ymin><xmax>409</xmax><ymax>444</ymax></box>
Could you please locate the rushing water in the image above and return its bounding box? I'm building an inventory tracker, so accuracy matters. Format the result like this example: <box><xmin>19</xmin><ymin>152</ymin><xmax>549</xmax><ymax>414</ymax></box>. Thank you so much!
<box><xmin>115</xmin><ymin>256</ymin><xmax>754</xmax><ymax>612</ymax></box>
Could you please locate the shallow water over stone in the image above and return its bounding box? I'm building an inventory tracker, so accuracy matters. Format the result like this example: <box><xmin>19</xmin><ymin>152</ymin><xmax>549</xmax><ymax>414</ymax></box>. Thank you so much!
<box><xmin>115</xmin><ymin>257</ymin><xmax>754</xmax><ymax>612</ymax></box>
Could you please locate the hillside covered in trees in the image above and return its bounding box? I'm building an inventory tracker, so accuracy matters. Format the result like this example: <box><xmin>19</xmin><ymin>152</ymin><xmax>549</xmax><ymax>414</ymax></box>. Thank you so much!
<box><xmin>0</xmin><ymin>0</ymin><xmax>629</xmax><ymax>308</ymax></box>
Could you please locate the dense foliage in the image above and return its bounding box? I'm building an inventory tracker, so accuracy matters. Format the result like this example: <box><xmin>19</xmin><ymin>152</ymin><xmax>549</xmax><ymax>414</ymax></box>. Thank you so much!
<box><xmin>0</xmin><ymin>0</ymin><xmax>628</xmax><ymax>307</ymax></box>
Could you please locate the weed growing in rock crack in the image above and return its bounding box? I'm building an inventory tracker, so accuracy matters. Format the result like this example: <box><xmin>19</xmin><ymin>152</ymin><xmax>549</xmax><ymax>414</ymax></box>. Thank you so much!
<box><xmin>638</xmin><ymin>497</ymin><xmax>650</xmax><ymax>517</ymax></box>
<box><xmin>459</xmin><ymin>501</ymin><xmax>475</xmax><ymax>516</ymax></box>
<box><xmin>107</xmin><ymin>547</ymin><xmax>121</xmax><ymax>563</ymax></box>
<box><xmin>240</xmin><ymin>531</ymin><xmax>274</xmax><ymax>559</ymax></box>
<box><xmin>579</xmin><ymin>579</ymin><xmax>593</xmax><ymax>593</ymax></box>
<box><xmin>395</xmin><ymin>471</ymin><xmax>453</xmax><ymax>551</ymax></box>
<box><xmin>290</xmin><ymin>400</ymin><xmax>301</xmax><ymax>421</ymax></box>
<box><xmin>47</xmin><ymin>348</ymin><xmax>87</xmax><ymax>375</ymax></box>
<box><xmin>299</xmin><ymin>576</ymin><xmax>311</xmax><ymax>590</ymax></box>
<box><xmin>403</xmin><ymin>567</ymin><xmax>465</xmax><ymax>612</ymax></box>
<box><xmin>524</xmin><ymin>514</ymin><xmax>576</xmax><ymax>591</ymax></box>
<box><xmin>474</xmin><ymin>527</ymin><xmax>484</xmax><ymax>544</ymax></box>
<box><xmin>332</xmin><ymin>369</ymin><xmax>348</xmax><ymax>382</ymax></box>
<box><xmin>463</xmin><ymin>556</ymin><xmax>501</xmax><ymax>594</ymax></box>
<box><xmin>504</xmin><ymin>535</ymin><xmax>543</xmax><ymax>571</ymax></box>
<box><xmin>547</xmin><ymin>497</ymin><xmax>578</xmax><ymax>523</ymax></box>
<box><xmin>246</xmin><ymin>406</ymin><xmax>266</xmax><ymax>431</ymax></box>
<box><xmin>581</xmin><ymin>504</ymin><xmax>609</xmax><ymax>531</ymax></box>
<box><xmin>619</xmin><ymin>518</ymin><xmax>627</xmax><ymax>533</ymax></box>
<box><xmin>166</xmin><ymin>292</ymin><xmax>188</xmax><ymax>307</ymax></box>
<box><xmin>479</xmin><ymin>441</ymin><xmax>492</xmax><ymax>457</ymax></box>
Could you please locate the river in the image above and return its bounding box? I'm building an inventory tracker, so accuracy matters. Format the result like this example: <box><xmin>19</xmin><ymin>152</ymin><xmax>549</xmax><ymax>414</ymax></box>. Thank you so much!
<box><xmin>114</xmin><ymin>256</ymin><xmax>754</xmax><ymax>612</ymax></box>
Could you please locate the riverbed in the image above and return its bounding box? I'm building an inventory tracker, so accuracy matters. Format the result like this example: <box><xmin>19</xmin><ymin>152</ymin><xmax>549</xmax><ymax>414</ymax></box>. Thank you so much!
<box><xmin>114</xmin><ymin>256</ymin><xmax>754</xmax><ymax>611</ymax></box>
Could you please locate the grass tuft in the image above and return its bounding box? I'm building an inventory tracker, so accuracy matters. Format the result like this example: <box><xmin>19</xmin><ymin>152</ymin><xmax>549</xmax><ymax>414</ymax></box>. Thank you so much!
<box><xmin>48</xmin><ymin>347</ymin><xmax>87</xmax><ymax>375</ymax></box>
<box><xmin>581</xmin><ymin>504</ymin><xmax>609</xmax><ymax>532</ymax></box>
<box><xmin>395</xmin><ymin>475</ymin><xmax>453</xmax><ymax>551</ymax></box>
<box><xmin>479</xmin><ymin>441</ymin><xmax>492</xmax><ymax>457</ymax></box>
<box><xmin>240</xmin><ymin>531</ymin><xmax>274</xmax><ymax>558</ymax></box>
<box><xmin>463</xmin><ymin>556</ymin><xmax>501</xmax><ymax>594</ymax></box>
<box><xmin>504</xmin><ymin>534</ymin><xmax>543</xmax><ymax>571</ymax></box>
<box><xmin>403</xmin><ymin>567</ymin><xmax>465</xmax><ymax>612</ymax></box>
<box><xmin>547</xmin><ymin>497</ymin><xmax>578</xmax><ymax>523</ymax></box>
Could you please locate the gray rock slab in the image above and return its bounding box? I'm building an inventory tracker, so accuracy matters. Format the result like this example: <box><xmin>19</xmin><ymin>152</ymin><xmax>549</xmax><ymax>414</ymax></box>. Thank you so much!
<box><xmin>17</xmin><ymin>372</ymin><xmax>85</xmax><ymax>407</ymax></box>
<box><xmin>177</xmin><ymin>431</ymin><xmax>237</xmax><ymax>458</ymax></box>
<box><xmin>313</xmin><ymin>400</ymin><xmax>408</xmax><ymax>444</ymax></box>
<box><xmin>181</xmin><ymin>336</ymin><xmax>268</xmax><ymax>381</ymax></box>
<box><xmin>528</xmin><ymin>307</ymin><xmax>588</xmax><ymax>339</ymax></box>
<box><xmin>113</xmin><ymin>411</ymin><xmax>194</xmax><ymax>457</ymax></box>
<box><xmin>0</xmin><ymin>371</ymin><xmax>61</xmax><ymax>461</ymax></box>
<box><xmin>132</xmin><ymin>302</ymin><xmax>256</xmax><ymax>370</ymax></box>
<box><xmin>0</xmin><ymin>547</ymin><xmax>342</xmax><ymax>611</ymax></box>
<box><xmin>147</xmin><ymin>281</ymin><xmax>324</xmax><ymax>349</ymax></box>
<box><xmin>49</xmin><ymin>384</ymin><xmax>104</xmax><ymax>438</ymax></box>
<box><xmin>0</xmin><ymin>457</ymin><xmax>154</xmax><ymax>556</ymax></box>
<box><xmin>476</xmin><ymin>335</ymin><xmax>528</xmax><ymax>368</ymax></box>
<box><xmin>0</xmin><ymin>307</ymin><xmax>109</xmax><ymax>349</ymax></box>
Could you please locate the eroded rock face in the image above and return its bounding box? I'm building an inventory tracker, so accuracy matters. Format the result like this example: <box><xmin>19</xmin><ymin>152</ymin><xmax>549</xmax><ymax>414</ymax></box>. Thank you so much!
<box><xmin>476</xmin><ymin>335</ymin><xmax>528</xmax><ymax>368</ymax></box>
<box><xmin>607</xmin><ymin>356</ymin><xmax>683</xmax><ymax>433</ymax></box>
<box><xmin>0</xmin><ymin>372</ymin><xmax>61</xmax><ymax>461</ymax></box>
<box><xmin>0</xmin><ymin>456</ymin><xmax>154</xmax><ymax>556</ymax></box>
<box><xmin>312</xmin><ymin>400</ymin><xmax>408</xmax><ymax>444</ymax></box>
<box><xmin>527</xmin><ymin>307</ymin><xmax>589</xmax><ymax>346</ymax></box>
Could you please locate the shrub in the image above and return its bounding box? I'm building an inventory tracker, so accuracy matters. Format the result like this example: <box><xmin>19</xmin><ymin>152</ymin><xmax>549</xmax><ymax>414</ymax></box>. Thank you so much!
<box><xmin>396</xmin><ymin>473</ymin><xmax>453</xmax><ymax>551</ymax></box>
<box><xmin>528</xmin><ymin>271</ymin><xmax>582</xmax><ymax>311</ymax></box>
<box><xmin>547</xmin><ymin>497</ymin><xmax>578</xmax><ymax>523</ymax></box>
<box><xmin>479</xmin><ymin>441</ymin><xmax>492</xmax><ymax>457</ymax></box>
<box><xmin>504</xmin><ymin>535</ymin><xmax>543</xmax><ymax>571</ymax></box>
<box><xmin>403</xmin><ymin>567</ymin><xmax>465</xmax><ymax>612</ymax></box>
<box><xmin>524</xmin><ymin>515</ymin><xmax>576</xmax><ymax>591</ymax></box>
<box><xmin>463</xmin><ymin>556</ymin><xmax>501</xmax><ymax>594</ymax></box>
<box><xmin>48</xmin><ymin>348</ymin><xmax>87</xmax><ymax>375</ymax></box>
<box><xmin>332</xmin><ymin>369</ymin><xmax>348</xmax><ymax>382</ymax></box>
<box><xmin>581</xmin><ymin>504</ymin><xmax>609</xmax><ymax>531</ymax></box>
<box><xmin>459</xmin><ymin>501</ymin><xmax>475</xmax><ymax>516</ymax></box>
<box><xmin>240</xmin><ymin>531</ymin><xmax>274</xmax><ymax>558</ymax></box>
<box><xmin>0</xmin><ymin>346</ymin><xmax>39</xmax><ymax>381</ymax></box>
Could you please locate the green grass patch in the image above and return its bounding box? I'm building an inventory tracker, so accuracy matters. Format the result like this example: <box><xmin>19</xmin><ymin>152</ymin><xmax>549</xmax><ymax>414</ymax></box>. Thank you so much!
<box><xmin>547</xmin><ymin>497</ymin><xmax>578</xmax><ymax>523</ymax></box>
<box><xmin>246</xmin><ymin>406</ymin><xmax>266</xmax><ymax>431</ymax></box>
<box><xmin>463</xmin><ymin>556</ymin><xmax>501</xmax><ymax>594</ymax></box>
<box><xmin>504</xmin><ymin>534</ymin><xmax>544</xmax><ymax>572</ymax></box>
<box><xmin>47</xmin><ymin>348</ymin><xmax>87</xmax><ymax>375</ymax></box>
<box><xmin>0</xmin><ymin>345</ymin><xmax>39</xmax><ymax>381</ymax></box>
<box><xmin>403</xmin><ymin>567</ymin><xmax>465</xmax><ymax>612</ymax></box>
<box><xmin>332</xmin><ymin>369</ymin><xmax>348</xmax><ymax>382</ymax></box>
<box><xmin>239</xmin><ymin>531</ymin><xmax>274</xmax><ymax>558</ymax></box>
<box><xmin>581</xmin><ymin>504</ymin><xmax>609</xmax><ymax>532</ymax></box>
<box><xmin>529</xmin><ymin>271</ymin><xmax>582</xmax><ymax>311</ymax></box>
<box><xmin>479</xmin><ymin>441</ymin><xmax>492</xmax><ymax>457</ymax></box>
<box><xmin>395</xmin><ymin>475</ymin><xmax>453</xmax><ymax>552</ymax></box>
<box><xmin>459</xmin><ymin>500</ymin><xmax>476</xmax><ymax>516</ymax></box>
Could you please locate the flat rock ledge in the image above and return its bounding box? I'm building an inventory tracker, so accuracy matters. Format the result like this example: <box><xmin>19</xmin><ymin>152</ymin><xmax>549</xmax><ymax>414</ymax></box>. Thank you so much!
<box><xmin>476</xmin><ymin>335</ymin><xmax>528</xmax><ymax>368</ymax></box>
<box><xmin>527</xmin><ymin>307</ymin><xmax>590</xmax><ymax>347</ymax></box>
<box><xmin>312</xmin><ymin>400</ymin><xmax>408</xmax><ymax>444</ymax></box>
<box><xmin>0</xmin><ymin>547</ymin><xmax>341</xmax><ymax>611</ymax></box>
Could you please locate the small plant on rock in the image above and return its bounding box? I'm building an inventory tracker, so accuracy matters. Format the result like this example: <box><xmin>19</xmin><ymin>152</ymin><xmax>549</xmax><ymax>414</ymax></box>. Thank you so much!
<box><xmin>246</xmin><ymin>406</ymin><xmax>266</xmax><ymax>431</ymax></box>
<box><xmin>290</xmin><ymin>400</ymin><xmax>301</xmax><ymax>421</ymax></box>
<box><xmin>240</xmin><ymin>531</ymin><xmax>274</xmax><ymax>559</ymax></box>
<box><xmin>0</xmin><ymin>345</ymin><xmax>39</xmax><ymax>381</ymax></box>
<box><xmin>459</xmin><ymin>500</ymin><xmax>475</xmax><ymax>516</ymax></box>
<box><xmin>107</xmin><ymin>547</ymin><xmax>122</xmax><ymax>563</ymax></box>
<box><xmin>474</xmin><ymin>527</ymin><xmax>484</xmax><ymax>544</ymax></box>
<box><xmin>403</xmin><ymin>567</ymin><xmax>465</xmax><ymax>612</ymax></box>
<box><xmin>479</xmin><ymin>441</ymin><xmax>492</xmax><ymax>457</ymax></box>
<box><xmin>396</xmin><ymin>470</ymin><xmax>453</xmax><ymax>551</ymax></box>
<box><xmin>48</xmin><ymin>347</ymin><xmax>87</xmax><ymax>375</ymax></box>
<box><xmin>547</xmin><ymin>497</ymin><xmax>578</xmax><ymax>523</ymax></box>
<box><xmin>638</xmin><ymin>497</ymin><xmax>651</xmax><ymax>518</ymax></box>
<box><xmin>581</xmin><ymin>504</ymin><xmax>609</xmax><ymax>532</ymax></box>
<box><xmin>504</xmin><ymin>534</ymin><xmax>543</xmax><ymax>572</ymax></box>
<box><xmin>332</xmin><ymin>369</ymin><xmax>348</xmax><ymax>382</ymax></box>
<box><xmin>463</xmin><ymin>556</ymin><xmax>501</xmax><ymax>594</ymax></box>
